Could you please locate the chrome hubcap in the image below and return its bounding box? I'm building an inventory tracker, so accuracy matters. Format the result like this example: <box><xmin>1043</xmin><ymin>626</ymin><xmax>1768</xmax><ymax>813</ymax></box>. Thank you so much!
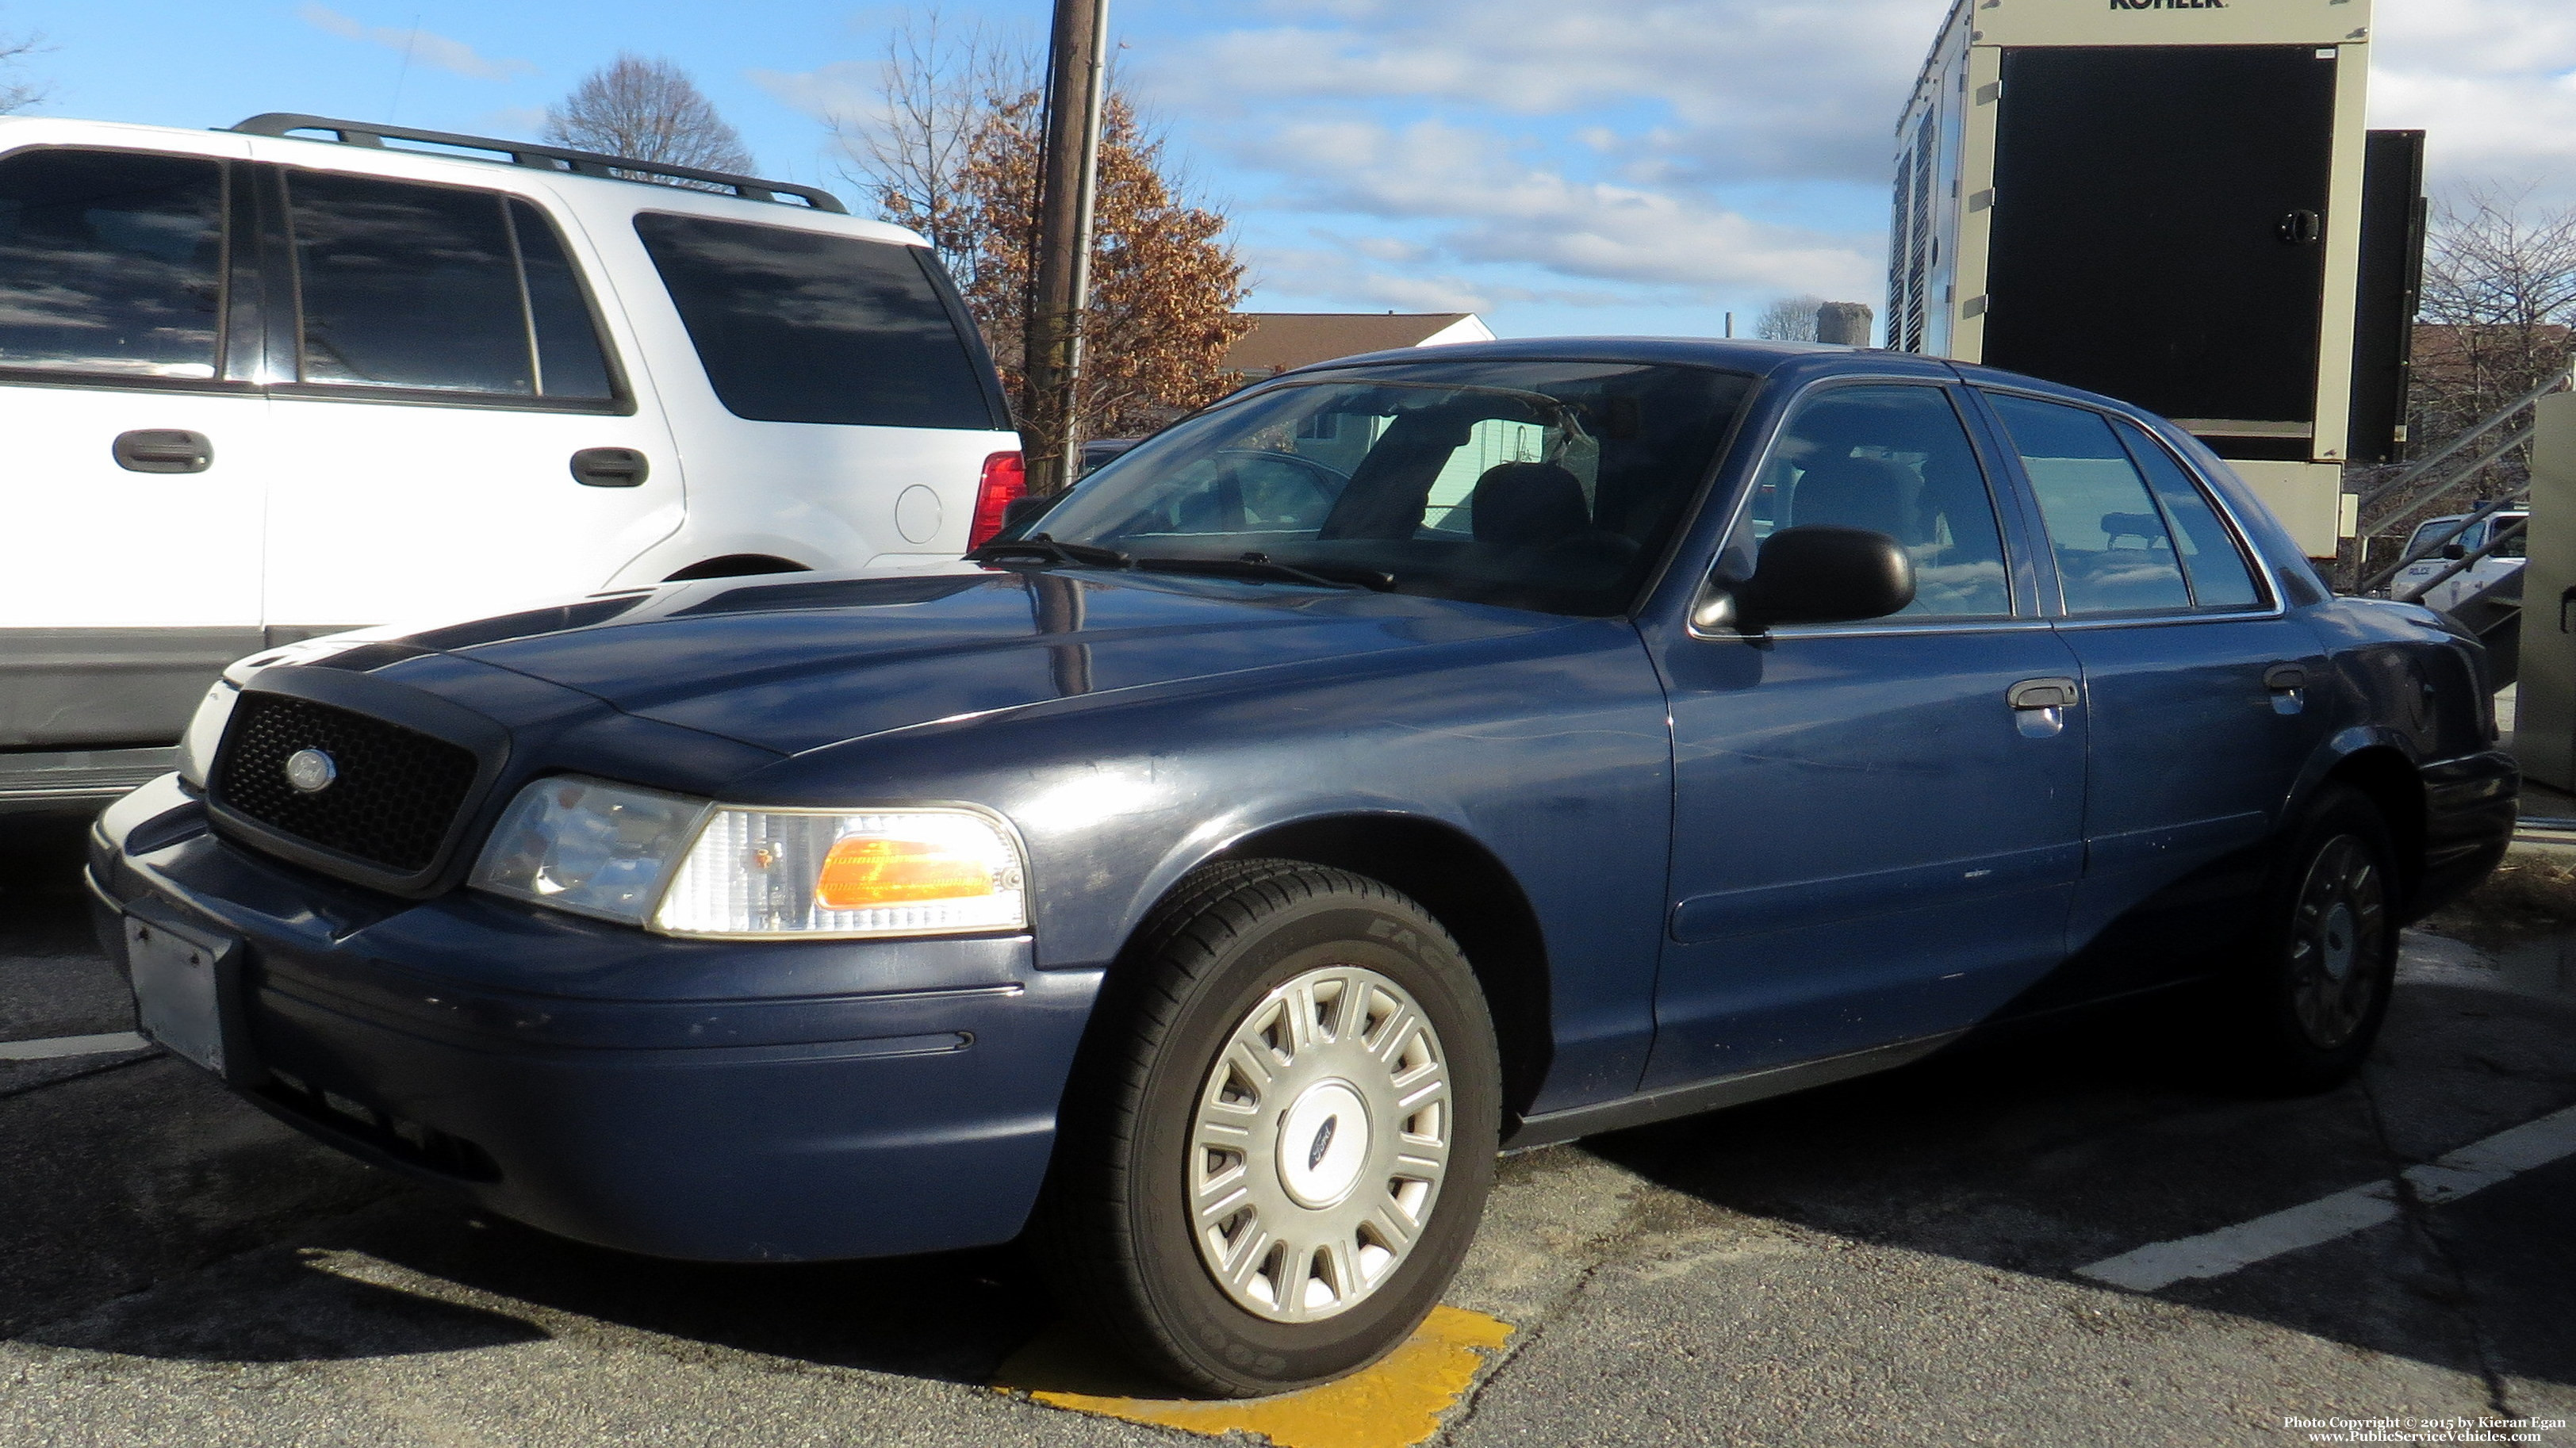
<box><xmin>1188</xmin><ymin>965</ymin><xmax>1451</xmax><ymax>1323</ymax></box>
<box><xmin>2288</xmin><ymin>835</ymin><xmax>2386</xmax><ymax>1050</ymax></box>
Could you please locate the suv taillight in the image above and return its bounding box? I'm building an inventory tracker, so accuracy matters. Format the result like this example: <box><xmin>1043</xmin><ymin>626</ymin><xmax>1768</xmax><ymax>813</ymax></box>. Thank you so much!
<box><xmin>969</xmin><ymin>451</ymin><xmax>1027</xmax><ymax>549</ymax></box>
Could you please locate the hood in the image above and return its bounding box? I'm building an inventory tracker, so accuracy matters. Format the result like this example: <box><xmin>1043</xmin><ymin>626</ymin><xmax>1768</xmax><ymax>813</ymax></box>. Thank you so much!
<box><xmin>364</xmin><ymin>567</ymin><xmax>1563</xmax><ymax>755</ymax></box>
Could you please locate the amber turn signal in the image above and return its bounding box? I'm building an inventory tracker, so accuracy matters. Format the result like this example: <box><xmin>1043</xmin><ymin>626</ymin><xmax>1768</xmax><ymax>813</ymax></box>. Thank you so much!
<box><xmin>815</xmin><ymin>837</ymin><xmax>997</xmax><ymax>909</ymax></box>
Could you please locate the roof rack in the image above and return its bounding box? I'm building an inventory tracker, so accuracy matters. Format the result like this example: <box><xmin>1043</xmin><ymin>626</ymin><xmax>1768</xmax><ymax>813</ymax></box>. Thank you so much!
<box><xmin>228</xmin><ymin>113</ymin><xmax>847</xmax><ymax>213</ymax></box>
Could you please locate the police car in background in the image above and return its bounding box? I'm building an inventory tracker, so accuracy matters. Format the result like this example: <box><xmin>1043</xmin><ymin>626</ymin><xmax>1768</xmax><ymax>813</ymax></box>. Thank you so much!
<box><xmin>2390</xmin><ymin>511</ymin><xmax>2527</xmax><ymax>612</ymax></box>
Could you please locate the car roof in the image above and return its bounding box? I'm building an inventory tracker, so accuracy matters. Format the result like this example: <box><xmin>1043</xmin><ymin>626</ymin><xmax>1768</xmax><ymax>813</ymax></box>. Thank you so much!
<box><xmin>1281</xmin><ymin>335</ymin><xmax>1863</xmax><ymax>378</ymax></box>
<box><xmin>0</xmin><ymin>114</ymin><xmax>926</xmax><ymax>246</ymax></box>
<box><xmin>1270</xmin><ymin>335</ymin><xmax>2160</xmax><ymax>416</ymax></box>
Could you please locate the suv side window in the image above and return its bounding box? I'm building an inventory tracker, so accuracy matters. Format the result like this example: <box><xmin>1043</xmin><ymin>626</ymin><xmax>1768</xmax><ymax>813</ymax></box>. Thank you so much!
<box><xmin>1985</xmin><ymin>391</ymin><xmax>2194</xmax><ymax>615</ymax></box>
<box><xmin>286</xmin><ymin>172</ymin><xmax>615</xmax><ymax>401</ymax></box>
<box><xmin>0</xmin><ymin>148</ymin><xmax>227</xmax><ymax>381</ymax></box>
<box><xmin>1741</xmin><ymin>383</ymin><xmax>2012</xmax><ymax>619</ymax></box>
<box><xmin>634</xmin><ymin>212</ymin><xmax>993</xmax><ymax>430</ymax></box>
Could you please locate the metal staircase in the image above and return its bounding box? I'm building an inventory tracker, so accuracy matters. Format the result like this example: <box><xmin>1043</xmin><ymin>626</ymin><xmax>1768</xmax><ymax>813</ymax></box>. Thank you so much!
<box><xmin>2340</xmin><ymin>360</ymin><xmax>2571</xmax><ymax>688</ymax></box>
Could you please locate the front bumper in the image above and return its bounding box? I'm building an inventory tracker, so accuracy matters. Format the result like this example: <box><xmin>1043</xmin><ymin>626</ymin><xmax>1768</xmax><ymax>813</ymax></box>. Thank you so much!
<box><xmin>90</xmin><ymin>776</ymin><xmax>1102</xmax><ymax>1262</ymax></box>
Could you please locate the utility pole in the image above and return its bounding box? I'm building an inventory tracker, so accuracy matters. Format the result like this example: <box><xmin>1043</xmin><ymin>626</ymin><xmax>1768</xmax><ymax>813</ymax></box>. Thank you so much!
<box><xmin>1022</xmin><ymin>0</ymin><xmax>1111</xmax><ymax>496</ymax></box>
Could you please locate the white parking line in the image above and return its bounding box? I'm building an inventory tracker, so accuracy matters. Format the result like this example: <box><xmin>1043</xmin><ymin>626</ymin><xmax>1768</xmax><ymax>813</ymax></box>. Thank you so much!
<box><xmin>0</xmin><ymin>1031</ymin><xmax>154</xmax><ymax>1063</ymax></box>
<box><xmin>2076</xmin><ymin>1101</ymin><xmax>2576</xmax><ymax>1293</ymax></box>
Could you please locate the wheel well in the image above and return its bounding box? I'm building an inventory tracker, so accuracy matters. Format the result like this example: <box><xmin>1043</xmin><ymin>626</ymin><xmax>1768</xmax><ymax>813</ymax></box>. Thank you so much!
<box><xmin>662</xmin><ymin>554</ymin><xmax>810</xmax><ymax>581</ymax></box>
<box><xmin>1213</xmin><ymin>816</ymin><xmax>1553</xmax><ymax>1120</ymax></box>
<box><xmin>2321</xmin><ymin>748</ymin><xmax>2428</xmax><ymax>901</ymax></box>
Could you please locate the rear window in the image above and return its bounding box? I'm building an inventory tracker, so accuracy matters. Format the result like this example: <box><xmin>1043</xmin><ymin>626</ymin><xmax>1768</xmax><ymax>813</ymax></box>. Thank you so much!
<box><xmin>634</xmin><ymin>213</ymin><xmax>993</xmax><ymax>430</ymax></box>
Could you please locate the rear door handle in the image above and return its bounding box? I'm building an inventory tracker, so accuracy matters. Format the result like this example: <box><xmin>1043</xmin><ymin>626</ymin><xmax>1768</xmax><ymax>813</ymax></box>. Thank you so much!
<box><xmin>2264</xmin><ymin>664</ymin><xmax>2308</xmax><ymax>691</ymax></box>
<box><xmin>570</xmin><ymin>447</ymin><xmax>649</xmax><ymax>488</ymax></box>
<box><xmin>113</xmin><ymin>429</ymin><xmax>213</xmax><ymax>474</ymax></box>
<box><xmin>2007</xmin><ymin>677</ymin><xmax>2079</xmax><ymax>710</ymax></box>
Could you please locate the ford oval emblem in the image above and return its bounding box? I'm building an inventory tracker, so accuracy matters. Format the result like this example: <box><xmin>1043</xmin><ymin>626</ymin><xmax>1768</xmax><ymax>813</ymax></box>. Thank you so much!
<box><xmin>1308</xmin><ymin>1116</ymin><xmax>1337</xmax><ymax>1171</ymax></box>
<box><xmin>284</xmin><ymin>748</ymin><xmax>338</xmax><ymax>794</ymax></box>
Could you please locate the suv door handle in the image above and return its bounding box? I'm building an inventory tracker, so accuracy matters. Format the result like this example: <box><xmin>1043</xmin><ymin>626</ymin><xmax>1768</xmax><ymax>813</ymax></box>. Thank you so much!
<box><xmin>2264</xmin><ymin>664</ymin><xmax>2308</xmax><ymax>691</ymax></box>
<box><xmin>113</xmin><ymin>429</ymin><xmax>213</xmax><ymax>474</ymax></box>
<box><xmin>570</xmin><ymin>447</ymin><xmax>649</xmax><ymax>487</ymax></box>
<box><xmin>2007</xmin><ymin>677</ymin><xmax>2079</xmax><ymax>710</ymax></box>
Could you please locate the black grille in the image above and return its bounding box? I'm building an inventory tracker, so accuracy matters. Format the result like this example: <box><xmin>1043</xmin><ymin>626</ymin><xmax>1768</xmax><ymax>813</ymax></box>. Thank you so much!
<box><xmin>213</xmin><ymin>693</ymin><xmax>480</xmax><ymax>875</ymax></box>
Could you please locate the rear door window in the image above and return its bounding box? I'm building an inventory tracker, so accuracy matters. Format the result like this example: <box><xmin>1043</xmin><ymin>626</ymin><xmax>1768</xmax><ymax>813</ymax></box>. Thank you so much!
<box><xmin>0</xmin><ymin>148</ymin><xmax>227</xmax><ymax>380</ymax></box>
<box><xmin>1985</xmin><ymin>392</ymin><xmax>2193</xmax><ymax>615</ymax></box>
<box><xmin>2110</xmin><ymin>420</ymin><xmax>2264</xmax><ymax>608</ymax></box>
<box><xmin>634</xmin><ymin>213</ymin><xmax>993</xmax><ymax>429</ymax></box>
<box><xmin>286</xmin><ymin>172</ymin><xmax>615</xmax><ymax>401</ymax></box>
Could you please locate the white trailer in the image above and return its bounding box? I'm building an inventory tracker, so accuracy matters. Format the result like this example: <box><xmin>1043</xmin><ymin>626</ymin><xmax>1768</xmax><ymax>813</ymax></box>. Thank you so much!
<box><xmin>1888</xmin><ymin>0</ymin><xmax>2423</xmax><ymax>559</ymax></box>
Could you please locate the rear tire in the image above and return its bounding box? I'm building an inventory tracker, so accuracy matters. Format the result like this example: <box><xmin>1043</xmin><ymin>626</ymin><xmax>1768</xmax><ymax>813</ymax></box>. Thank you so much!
<box><xmin>2222</xmin><ymin>785</ymin><xmax>2399</xmax><ymax>1095</ymax></box>
<box><xmin>1036</xmin><ymin>860</ymin><xmax>1501</xmax><ymax>1396</ymax></box>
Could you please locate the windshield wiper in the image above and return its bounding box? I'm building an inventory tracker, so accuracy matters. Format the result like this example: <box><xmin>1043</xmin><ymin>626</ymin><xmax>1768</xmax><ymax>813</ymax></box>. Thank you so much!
<box><xmin>1130</xmin><ymin>551</ymin><xmax>1395</xmax><ymax>592</ymax></box>
<box><xmin>964</xmin><ymin>533</ymin><xmax>1131</xmax><ymax>569</ymax></box>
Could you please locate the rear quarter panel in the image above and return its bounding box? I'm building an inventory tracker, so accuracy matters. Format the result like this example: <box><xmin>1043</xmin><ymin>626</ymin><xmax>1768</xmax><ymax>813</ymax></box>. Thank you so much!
<box><xmin>549</xmin><ymin>186</ymin><xmax>1018</xmax><ymax>579</ymax></box>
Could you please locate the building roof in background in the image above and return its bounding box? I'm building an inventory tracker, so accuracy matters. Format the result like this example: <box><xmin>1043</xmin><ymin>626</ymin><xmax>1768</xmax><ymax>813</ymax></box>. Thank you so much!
<box><xmin>1221</xmin><ymin>312</ymin><xmax>1495</xmax><ymax>376</ymax></box>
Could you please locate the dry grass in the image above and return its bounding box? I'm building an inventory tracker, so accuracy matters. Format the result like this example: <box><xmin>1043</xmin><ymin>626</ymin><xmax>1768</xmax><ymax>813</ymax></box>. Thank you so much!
<box><xmin>2423</xmin><ymin>850</ymin><xmax>2576</xmax><ymax>948</ymax></box>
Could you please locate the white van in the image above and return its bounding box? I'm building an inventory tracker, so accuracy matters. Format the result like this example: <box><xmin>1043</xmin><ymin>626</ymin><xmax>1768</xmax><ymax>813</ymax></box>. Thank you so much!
<box><xmin>0</xmin><ymin>113</ymin><xmax>1025</xmax><ymax>811</ymax></box>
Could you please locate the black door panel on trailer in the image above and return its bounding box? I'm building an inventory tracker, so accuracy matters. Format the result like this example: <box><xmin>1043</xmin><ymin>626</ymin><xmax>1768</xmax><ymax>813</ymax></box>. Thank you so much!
<box><xmin>1983</xmin><ymin>44</ymin><xmax>2336</xmax><ymax>453</ymax></box>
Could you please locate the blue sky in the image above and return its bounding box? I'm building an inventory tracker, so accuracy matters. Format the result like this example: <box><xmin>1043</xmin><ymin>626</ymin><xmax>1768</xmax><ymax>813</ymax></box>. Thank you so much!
<box><xmin>12</xmin><ymin>0</ymin><xmax>2574</xmax><ymax>339</ymax></box>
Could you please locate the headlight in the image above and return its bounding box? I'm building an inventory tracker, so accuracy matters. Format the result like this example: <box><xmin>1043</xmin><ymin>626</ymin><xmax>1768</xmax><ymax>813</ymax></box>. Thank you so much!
<box><xmin>471</xmin><ymin>776</ymin><xmax>711</xmax><ymax>927</ymax></box>
<box><xmin>654</xmin><ymin>806</ymin><xmax>1027</xmax><ymax>939</ymax></box>
<box><xmin>177</xmin><ymin>680</ymin><xmax>240</xmax><ymax>790</ymax></box>
<box><xmin>471</xmin><ymin>780</ymin><xmax>1028</xmax><ymax>940</ymax></box>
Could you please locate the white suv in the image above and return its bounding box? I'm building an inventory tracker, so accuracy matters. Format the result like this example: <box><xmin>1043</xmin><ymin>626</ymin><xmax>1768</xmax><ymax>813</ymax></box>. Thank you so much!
<box><xmin>0</xmin><ymin>113</ymin><xmax>1025</xmax><ymax>812</ymax></box>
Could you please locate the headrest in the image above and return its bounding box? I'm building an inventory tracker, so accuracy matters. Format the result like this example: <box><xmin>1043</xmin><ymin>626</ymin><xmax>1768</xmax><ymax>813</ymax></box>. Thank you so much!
<box><xmin>1470</xmin><ymin>462</ymin><xmax>1590</xmax><ymax>546</ymax></box>
<box><xmin>1788</xmin><ymin>454</ymin><xmax>1917</xmax><ymax>542</ymax></box>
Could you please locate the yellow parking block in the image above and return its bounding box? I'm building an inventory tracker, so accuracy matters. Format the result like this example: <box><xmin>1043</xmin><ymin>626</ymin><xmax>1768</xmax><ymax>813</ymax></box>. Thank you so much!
<box><xmin>992</xmin><ymin>1304</ymin><xmax>1515</xmax><ymax>1448</ymax></box>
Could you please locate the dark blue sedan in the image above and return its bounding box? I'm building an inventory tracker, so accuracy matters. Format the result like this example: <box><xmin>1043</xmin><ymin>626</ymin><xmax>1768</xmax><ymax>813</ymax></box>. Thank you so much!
<box><xmin>91</xmin><ymin>339</ymin><xmax>2515</xmax><ymax>1396</ymax></box>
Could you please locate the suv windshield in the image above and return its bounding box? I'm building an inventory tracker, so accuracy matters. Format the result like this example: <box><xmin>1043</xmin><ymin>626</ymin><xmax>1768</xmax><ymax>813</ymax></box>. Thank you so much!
<box><xmin>1026</xmin><ymin>360</ymin><xmax>1753</xmax><ymax>616</ymax></box>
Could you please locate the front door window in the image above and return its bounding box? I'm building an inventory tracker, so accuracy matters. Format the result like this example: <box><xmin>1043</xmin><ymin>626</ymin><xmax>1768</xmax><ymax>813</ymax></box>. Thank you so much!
<box><xmin>1737</xmin><ymin>383</ymin><xmax>2011</xmax><ymax>619</ymax></box>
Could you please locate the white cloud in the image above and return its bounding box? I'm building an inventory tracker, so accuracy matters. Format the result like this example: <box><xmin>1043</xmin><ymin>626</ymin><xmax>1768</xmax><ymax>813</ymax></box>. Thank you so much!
<box><xmin>297</xmin><ymin>5</ymin><xmax>535</xmax><ymax>82</ymax></box>
<box><xmin>1145</xmin><ymin>0</ymin><xmax>1948</xmax><ymax>185</ymax></box>
<box><xmin>1130</xmin><ymin>0</ymin><xmax>1914</xmax><ymax>320</ymax></box>
<box><xmin>1241</xmin><ymin>119</ymin><xmax>1878</xmax><ymax>297</ymax></box>
<box><xmin>2372</xmin><ymin>0</ymin><xmax>2576</xmax><ymax>201</ymax></box>
<box><xmin>749</xmin><ymin>61</ymin><xmax>879</xmax><ymax>124</ymax></box>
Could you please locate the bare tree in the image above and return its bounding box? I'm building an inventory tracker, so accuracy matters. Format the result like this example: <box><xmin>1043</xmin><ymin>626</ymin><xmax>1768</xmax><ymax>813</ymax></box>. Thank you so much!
<box><xmin>0</xmin><ymin>24</ymin><xmax>52</xmax><ymax>114</ymax></box>
<box><xmin>545</xmin><ymin>54</ymin><xmax>755</xmax><ymax>175</ymax></box>
<box><xmin>2384</xmin><ymin>191</ymin><xmax>2576</xmax><ymax>510</ymax></box>
<box><xmin>1755</xmin><ymin>294</ymin><xmax>1827</xmax><ymax>342</ymax></box>
<box><xmin>2341</xmin><ymin>187</ymin><xmax>2576</xmax><ymax>580</ymax></box>
<box><xmin>829</xmin><ymin>10</ymin><xmax>1012</xmax><ymax>284</ymax></box>
<box><xmin>2412</xmin><ymin>187</ymin><xmax>2576</xmax><ymax>446</ymax></box>
<box><xmin>843</xmin><ymin>14</ymin><xmax>1250</xmax><ymax>450</ymax></box>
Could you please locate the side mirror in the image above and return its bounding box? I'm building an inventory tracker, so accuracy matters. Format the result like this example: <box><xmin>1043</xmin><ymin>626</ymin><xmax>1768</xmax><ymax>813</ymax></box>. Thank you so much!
<box><xmin>2440</xmin><ymin>542</ymin><xmax>2466</xmax><ymax>561</ymax></box>
<box><xmin>1693</xmin><ymin>525</ymin><xmax>1915</xmax><ymax>633</ymax></box>
<box><xmin>1001</xmin><ymin>494</ymin><xmax>1060</xmax><ymax>534</ymax></box>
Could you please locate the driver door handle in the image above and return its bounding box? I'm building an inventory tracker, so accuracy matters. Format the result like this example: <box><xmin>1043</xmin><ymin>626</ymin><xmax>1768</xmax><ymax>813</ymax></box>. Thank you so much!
<box><xmin>2007</xmin><ymin>677</ymin><xmax>2079</xmax><ymax>710</ymax></box>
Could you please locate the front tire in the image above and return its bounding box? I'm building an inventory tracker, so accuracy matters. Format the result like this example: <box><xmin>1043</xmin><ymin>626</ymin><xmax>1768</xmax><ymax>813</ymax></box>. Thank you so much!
<box><xmin>1037</xmin><ymin>860</ymin><xmax>1502</xmax><ymax>1396</ymax></box>
<box><xmin>2225</xmin><ymin>785</ymin><xmax>2399</xmax><ymax>1094</ymax></box>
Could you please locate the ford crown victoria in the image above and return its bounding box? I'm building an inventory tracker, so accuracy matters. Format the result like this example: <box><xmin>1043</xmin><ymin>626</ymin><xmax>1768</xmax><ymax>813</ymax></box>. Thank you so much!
<box><xmin>91</xmin><ymin>339</ymin><xmax>2515</xmax><ymax>1395</ymax></box>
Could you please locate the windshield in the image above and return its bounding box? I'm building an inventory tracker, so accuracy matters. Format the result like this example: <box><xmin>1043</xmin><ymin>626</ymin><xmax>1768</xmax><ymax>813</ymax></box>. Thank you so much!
<box><xmin>1022</xmin><ymin>360</ymin><xmax>1754</xmax><ymax>616</ymax></box>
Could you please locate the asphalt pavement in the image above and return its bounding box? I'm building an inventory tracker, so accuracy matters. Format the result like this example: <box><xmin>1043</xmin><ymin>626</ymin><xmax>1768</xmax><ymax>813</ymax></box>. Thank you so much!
<box><xmin>3</xmin><ymin>814</ymin><xmax>2570</xmax><ymax>1447</ymax></box>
